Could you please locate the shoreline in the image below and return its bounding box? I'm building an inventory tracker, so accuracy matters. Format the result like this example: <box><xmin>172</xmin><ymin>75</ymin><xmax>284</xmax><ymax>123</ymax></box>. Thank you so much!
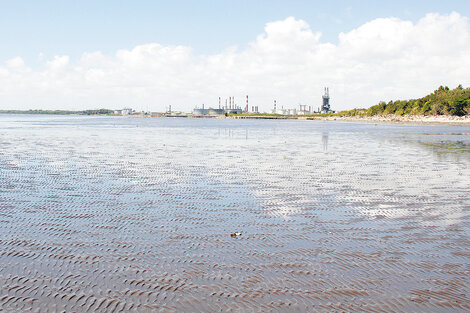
<box><xmin>312</xmin><ymin>114</ymin><xmax>470</xmax><ymax>125</ymax></box>
<box><xmin>2</xmin><ymin>111</ymin><xmax>470</xmax><ymax>125</ymax></box>
<box><xmin>229</xmin><ymin>114</ymin><xmax>470</xmax><ymax>125</ymax></box>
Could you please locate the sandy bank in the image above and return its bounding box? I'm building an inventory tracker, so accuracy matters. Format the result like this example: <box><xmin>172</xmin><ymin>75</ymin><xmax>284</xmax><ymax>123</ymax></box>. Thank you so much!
<box><xmin>313</xmin><ymin>114</ymin><xmax>470</xmax><ymax>125</ymax></box>
<box><xmin>229</xmin><ymin>114</ymin><xmax>470</xmax><ymax>125</ymax></box>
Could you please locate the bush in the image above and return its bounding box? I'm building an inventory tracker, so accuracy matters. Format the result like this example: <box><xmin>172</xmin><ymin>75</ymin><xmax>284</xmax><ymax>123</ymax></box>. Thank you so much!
<box><xmin>336</xmin><ymin>85</ymin><xmax>470</xmax><ymax>117</ymax></box>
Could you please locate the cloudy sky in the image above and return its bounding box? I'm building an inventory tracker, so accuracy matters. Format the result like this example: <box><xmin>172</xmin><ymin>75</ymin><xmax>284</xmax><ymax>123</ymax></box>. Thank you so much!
<box><xmin>1</xmin><ymin>0</ymin><xmax>470</xmax><ymax>112</ymax></box>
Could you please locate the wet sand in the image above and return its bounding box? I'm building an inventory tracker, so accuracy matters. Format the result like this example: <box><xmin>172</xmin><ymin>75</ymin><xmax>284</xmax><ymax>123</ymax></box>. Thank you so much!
<box><xmin>316</xmin><ymin>114</ymin><xmax>470</xmax><ymax>125</ymax></box>
<box><xmin>0</xmin><ymin>115</ymin><xmax>469</xmax><ymax>312</ymax></box>
<box><xmin>230</xmin><ymin>114</ymin><xmax>470</xmax><ymax>125</ymax></box>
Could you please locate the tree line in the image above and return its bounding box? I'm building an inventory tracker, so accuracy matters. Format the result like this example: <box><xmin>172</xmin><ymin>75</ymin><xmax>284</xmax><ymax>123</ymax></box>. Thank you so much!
<box><xmin>337</xmin><ymin>85</ymin><xmax>470</xmax><ymax>117</ymax></box>
<box><xmin>0</xmin><ymin>109</ymin><xmax>114</xmax><ymax>115</ymax></box>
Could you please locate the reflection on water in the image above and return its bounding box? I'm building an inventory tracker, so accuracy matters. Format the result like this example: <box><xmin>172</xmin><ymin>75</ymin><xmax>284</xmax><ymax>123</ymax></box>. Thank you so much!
<box><xmin>419</xmin><ymin>140</ymin><xmax>470</xmax><ymax>161</ymax></box>
<box><xmin>322</xmin><ymin>131</ymin><xmax>329</xmax><ymax>151</ymax></box>
<box><xmin>0</xmin><ymin>114</ymin><xmax>469</xmax><ymax>312</ymax></box>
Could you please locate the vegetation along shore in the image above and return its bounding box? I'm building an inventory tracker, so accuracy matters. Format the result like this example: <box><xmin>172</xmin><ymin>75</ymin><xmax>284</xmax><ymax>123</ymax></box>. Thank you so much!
<box><xmin>0</xmin><ymin>109</ymin><xmax>113</xmax><ymax>115</ymax></box>
<box><xmin>232</xmin><ymin>85</ymin><xmax>470</xmax><ymax>124</ymax></box>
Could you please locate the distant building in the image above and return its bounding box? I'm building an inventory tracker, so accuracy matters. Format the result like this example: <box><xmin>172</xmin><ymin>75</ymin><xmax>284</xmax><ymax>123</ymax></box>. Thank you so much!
<box><xmin>208</xmin><ymin>108</ymin><xmax>225</xmax><ymax>115</ymax></box>
<box><xmin>114</xmin><ymin>108</ymin><xmax>133</xmax><ymax>115</ymax></box>
<box><xmin>224</xmin><ymin>108</ymin><xmax>243</xmax><ymax>114</ymax></box>
<box><xmin>270</xmin><ymin>107</ymin><xmax>299</xmax><ymax>115</ymax></box>
<box><xmin>193</xmin><ymin>98</ymin><xmax>243</xmax><ymax>115</ymax></box>
<box><xmin>270</xmin><ymin>101</ymin><xmax>313</xmax><ymax>115</ymax></box>
<box><xmin>193</xmin><ymin>108</ymin><xmax>209</xmax><ymax>115</ymax></box>
<box><xmin>193</xmin><ymin>107</ymin><xmax>241</xmax><ymax>115</ymax></box>
<box><xmin>321</xmin><ymin>88</ymin><xmax>334</xmax><ymax>113</ymax></box>
<box><xmin>298</xmin><ymin>105</ymin><xmax>312</xmax><ymax>115</ymax></box>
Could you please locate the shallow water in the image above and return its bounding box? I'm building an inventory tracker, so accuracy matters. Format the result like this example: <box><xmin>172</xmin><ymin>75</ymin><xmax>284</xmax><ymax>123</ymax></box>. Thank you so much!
<box><xmin>0</xmin><ymin>114</ymin><xmax>469</xmax><ymax>312</ymax></box>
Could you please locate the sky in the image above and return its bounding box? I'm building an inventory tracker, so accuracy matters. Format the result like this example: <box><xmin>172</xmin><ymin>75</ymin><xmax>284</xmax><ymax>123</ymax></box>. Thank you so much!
<box><xmin>1</xmin><ymin>0</ymin><xmax>470</xmax><ymax>112</ymax></box>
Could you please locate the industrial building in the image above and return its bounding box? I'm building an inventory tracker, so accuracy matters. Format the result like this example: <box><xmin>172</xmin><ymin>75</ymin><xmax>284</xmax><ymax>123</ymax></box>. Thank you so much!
<box><xmin>192</xmin><ymin>96</ymin><xmax>246</xmax><ymax>115</ymax></box>
<box><xmin>321</xmin><ymin>87</ymin><xmax>333</xmax><ymax>113</ymax></box>
<box><xmin>298</xmin><ymin>105</ymin><xmax>313</xmax><ymax>115</ymax></box>
<box><xmin>114</xmin><ymin>108</ymin><xmax>133</xmax><ymax>115</ymax></box>
<box><xmin>192</xmin><ymin>107</ymin><xmax>225</xmax><ymax>115</ymax></box>
<box><xmin>270</xmin><ymin>100</ymin><xmax>309</xmax><ymax>115</ymax></box>
<box><xmin>192</xmin><ymin>89</ymin><xmax>334</xmax><ymax>116</ymax></box>
<box><xmin>269</xmin><ymin>87</ymin><xmax>334</xmax><ymax>115</ymax></box>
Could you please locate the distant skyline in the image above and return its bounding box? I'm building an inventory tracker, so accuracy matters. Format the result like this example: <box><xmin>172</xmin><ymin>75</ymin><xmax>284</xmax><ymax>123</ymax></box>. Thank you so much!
<box><xmin>1</xmin><ymin>0</ymin><xmax>470</xmax><ymax>112</ymax></box>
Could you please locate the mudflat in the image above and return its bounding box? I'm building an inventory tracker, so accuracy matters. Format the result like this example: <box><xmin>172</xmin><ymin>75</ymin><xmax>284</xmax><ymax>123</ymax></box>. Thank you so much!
<box><xmin>319</xmin><ymin>114</ymin><xmax>470</xmax><ymax>125</ymax></box>
<box><xmin>0</xmin><ymin>114</ymin><xmax>469</xmax><ymax>312</ymax></box>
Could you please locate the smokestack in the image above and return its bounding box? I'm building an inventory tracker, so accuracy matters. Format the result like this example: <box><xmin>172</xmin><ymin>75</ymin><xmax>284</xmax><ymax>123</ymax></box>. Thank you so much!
<box><xmin>246</xmin><ymin>95</ymin><xmax>248</xmax><ymax>112</ymax></box>
<box><xmin>219</xmin><ymin>97</ymin><xmax>221</xmax><ymax>109</ymax></box>
<box><xmin>274</xmin><ymin>100</ymin><xmax>277</xmax><ymax>112</ymax></box>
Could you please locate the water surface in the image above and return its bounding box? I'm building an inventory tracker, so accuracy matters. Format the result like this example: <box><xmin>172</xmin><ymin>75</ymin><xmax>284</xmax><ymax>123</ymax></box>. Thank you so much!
<box><xmin>0</xmin><ymin>115</ymin><xmax>469</xmax><ymax>312</ymax></box>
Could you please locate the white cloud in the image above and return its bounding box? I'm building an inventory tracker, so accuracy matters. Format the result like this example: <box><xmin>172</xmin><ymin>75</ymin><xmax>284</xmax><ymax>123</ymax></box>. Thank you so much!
<box><xmin>6</xmin><ymin>57</ymin><xmax>28</xmax><ymax>70</ymax></box>
<box><xmin>1</xmin><ymin>12</ymin><xmax>470</xmax><ymax>111</ymax></box>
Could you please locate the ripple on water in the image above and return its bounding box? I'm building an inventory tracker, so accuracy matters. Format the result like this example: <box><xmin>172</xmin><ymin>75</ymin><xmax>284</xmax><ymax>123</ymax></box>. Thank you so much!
<box><xmin>0</xmin><ymin>115</ymin><xmax>469</xmax><ymax>312</ymax></box>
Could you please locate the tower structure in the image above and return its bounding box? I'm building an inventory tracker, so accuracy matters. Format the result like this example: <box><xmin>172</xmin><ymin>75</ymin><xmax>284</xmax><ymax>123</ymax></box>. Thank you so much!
<box><xmin>321</xmin><ymin>87</ymin><xmax>330</xmax><ymax>113</ymax></box>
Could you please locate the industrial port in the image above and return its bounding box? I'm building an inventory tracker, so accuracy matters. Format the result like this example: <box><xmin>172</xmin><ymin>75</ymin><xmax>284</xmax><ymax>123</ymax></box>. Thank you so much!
<box><xmin>113</xmin><ymin>87</ymin><xmax>335</xmax><ymax>118</ymax></box>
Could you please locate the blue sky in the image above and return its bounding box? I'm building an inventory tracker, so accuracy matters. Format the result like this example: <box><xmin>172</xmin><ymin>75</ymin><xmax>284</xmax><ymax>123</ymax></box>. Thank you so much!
<box><xmin>2</xmin><ymin>0</ymin><xmax>468</xmax><ymax>66</ymax></box>
<box><xmin>1</xmin><ymin>1</ymin><xmax>470</xmax><ymax>111</ymax></box>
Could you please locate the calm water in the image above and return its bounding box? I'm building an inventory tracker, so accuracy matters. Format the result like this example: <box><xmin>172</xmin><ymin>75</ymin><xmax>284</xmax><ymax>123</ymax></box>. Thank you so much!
<box><xmin>0</xmin><ymin>114</ymin><xmax>469</xmax><ymax>312</ymax></box>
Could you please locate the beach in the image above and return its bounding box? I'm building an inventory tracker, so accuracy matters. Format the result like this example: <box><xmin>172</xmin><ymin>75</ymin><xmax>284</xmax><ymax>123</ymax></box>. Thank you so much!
<box><xmin>318</xmin><ymin>114</ymin><xmax>470</xmax><ymax>125</ymax></box>
<box><xmin>229</xmin><ymin>114</ymin><xmax>470</xmax><ymax>125</ymax></box>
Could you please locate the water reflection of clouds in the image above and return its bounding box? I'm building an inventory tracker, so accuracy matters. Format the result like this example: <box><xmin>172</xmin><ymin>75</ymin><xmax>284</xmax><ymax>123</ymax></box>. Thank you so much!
<box><xmin>2</xmin><ymin>117</ymin><xmax>469</xmax><ymax>227</ymax></box>
<box><xmin>206</xmin><ymin>123</ymin><xmax>470</xmax><ymax>226</ymax></box>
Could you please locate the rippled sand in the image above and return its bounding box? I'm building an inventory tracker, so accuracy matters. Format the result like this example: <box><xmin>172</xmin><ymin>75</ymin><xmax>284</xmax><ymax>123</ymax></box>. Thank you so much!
<box><xmin>0</xmin><ymin>115</ymin><xmax>469</xmax><ymax>312</ymax></box>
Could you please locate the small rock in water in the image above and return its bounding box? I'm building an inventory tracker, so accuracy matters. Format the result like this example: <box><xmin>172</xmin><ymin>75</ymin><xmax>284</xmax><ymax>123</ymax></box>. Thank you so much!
<box><xmin>230</xmin><ymin>232</ymin><xmax>242</xmax><ymax>238</ymax></box>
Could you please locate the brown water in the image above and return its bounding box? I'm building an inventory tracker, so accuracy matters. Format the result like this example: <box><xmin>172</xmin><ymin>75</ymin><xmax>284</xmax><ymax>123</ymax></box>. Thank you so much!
<box><xmin>0</xmin><ymin>115</ymin><xmax>469</xmax><ymax>312</ymax></box>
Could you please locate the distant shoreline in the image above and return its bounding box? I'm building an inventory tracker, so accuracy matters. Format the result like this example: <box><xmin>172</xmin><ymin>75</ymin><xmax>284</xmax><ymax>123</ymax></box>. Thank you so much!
<box><xmin>303</xmin><ymin>114</ymin><xmax>470</xmax><ymax>125</ymax></box>
<box><xmin>228</xmin><ymin>114</ymin><xmax>470</xmax><ymax>125</ymax></box>
<box><xmin>2</xmin><ymin>111</ymin><xmax>470</xmax><ymax>125</ymax></box>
